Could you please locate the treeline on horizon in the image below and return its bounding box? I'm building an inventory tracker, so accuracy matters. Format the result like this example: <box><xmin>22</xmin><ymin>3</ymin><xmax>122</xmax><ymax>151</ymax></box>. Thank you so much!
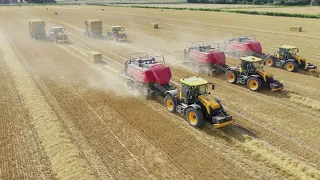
<box><xmin>187</xmin><ymin>0</ymin><xmax>319</xmax><ymax>5</ymax></box>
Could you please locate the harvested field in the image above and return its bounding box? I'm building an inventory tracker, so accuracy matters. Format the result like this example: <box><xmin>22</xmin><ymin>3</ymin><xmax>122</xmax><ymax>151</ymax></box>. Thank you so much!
<box><xmin>0</xmin><ymin>5</ymin><xmax>320</xmax><ymax>179</ymax></box>
<box><xmin>115</xmin><ymin>3</ymin><xmax>264</xmax><ymax>8</ymax></box>
<box><xmin>231</xmin><ymin>6</ymin><xmax>320</xmax><ymax>15</ymax></box>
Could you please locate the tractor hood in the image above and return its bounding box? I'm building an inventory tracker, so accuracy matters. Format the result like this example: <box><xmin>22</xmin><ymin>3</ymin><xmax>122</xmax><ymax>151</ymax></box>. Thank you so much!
<box><xmin>198</xmin><ymin>95</ymin><xmax>221</xmax><ymax>114</ymax></box>
<box><xmin>256</xmin><ymin>69</ymin><xmax>273</xmax><ymax>80</ymax></box>
<box><xmin>291</xmin><ymin>54</ymin><xmax>306</xmax><ymax>62</ymax></box>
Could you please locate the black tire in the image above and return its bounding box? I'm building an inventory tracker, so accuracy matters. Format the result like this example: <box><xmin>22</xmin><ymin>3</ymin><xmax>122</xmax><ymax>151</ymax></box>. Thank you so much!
<box><xmin>246</xmin><ymin>77</ymin><xmax>262</xmax><ymax>91</ymax></box>
<box><xmin>225</xmin><ymin>70</ymin><xmax>237</xmax><ymax>84</ymax></box>
<box><xmin>186</xmin><ymin>107</ymin><xmax>204</xmax><ymax>128</ymax></box>
<box><xmin>264</xmin><ymin>56</ymin><xmax>275</xmax><ymax>67</ymax></box>
<box><xmin>164</xmin><ymin>94</ymin><xmax>176</xmax><ymax>113</ymax></box>
<box><xmin>284</xmin><ymin>61</ymin><xmax>298</xmax><ymax>72</ymax></box>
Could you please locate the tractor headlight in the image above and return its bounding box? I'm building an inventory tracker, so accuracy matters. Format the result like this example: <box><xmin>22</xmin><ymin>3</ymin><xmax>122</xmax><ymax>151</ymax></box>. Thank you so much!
<box><xmin>214</xmin><ymin>98</ymin><xmax>221</xmax><ymax>103</ymax></box>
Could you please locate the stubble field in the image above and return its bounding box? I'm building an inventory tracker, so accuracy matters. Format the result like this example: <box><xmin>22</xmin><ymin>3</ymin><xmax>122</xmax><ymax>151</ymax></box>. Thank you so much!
<box><xmin>1</xmin><ymin>5</ymin><xmax>320</xmax><ymax>179</ymax></box>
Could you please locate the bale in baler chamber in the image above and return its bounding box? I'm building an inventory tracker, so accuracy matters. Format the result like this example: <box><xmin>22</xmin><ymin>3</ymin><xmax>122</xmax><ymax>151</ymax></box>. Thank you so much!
<box><xmin>290</xmin><ymin>26</ymin><xmax>302</xmax><ymax>32</ymax></box>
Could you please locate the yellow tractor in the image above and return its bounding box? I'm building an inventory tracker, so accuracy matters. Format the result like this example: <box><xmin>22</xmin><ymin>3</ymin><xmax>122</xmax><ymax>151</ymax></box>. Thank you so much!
<box><xmin>107</xmin><ymin>26</ymin><xmax>127</xmax><ymax>41</ymax></box>
<box><xmin>164</xmin><ymin>76</ymin><xmax>234</xmax><ymax>128</ymax></box>
<box><xmin>225</xmin><ymin>56</ymin><xmax>284</xmax><ymax>92</ymax></box>
<box><xmin>264</xmin><ymin>45</ymin><xmax>318</xmax><ymax>72</ymax></box>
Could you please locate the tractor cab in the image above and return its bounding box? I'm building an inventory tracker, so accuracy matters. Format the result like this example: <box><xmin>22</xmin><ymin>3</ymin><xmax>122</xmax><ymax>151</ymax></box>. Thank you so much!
<box><xmin>277</xmin><ymin>45</ymin><xmax>298</xmax><ymax>60</ymax></box>
<box><xmin>49</xmin><ymin>26</ymin><xmax>68</xmax><ymax>43</ymax></box>
<box><xmin>240</xmin><ymin>56</ymin><xmax>263</xmax><ymax>76</ymax></box>
<box><xmin>108</xmin><ymin>26</ymin><xmax>127</xmax><ymax>41</ymax></box>
<box><xmin>179</xmin><ymin>77</ymin><xmax>214</xmax><ymax>104</ymax></box>
<box><xmin>111</xmin><ymin>26</ymin><xmax>124</xmax><ymax>33</ymax></box>
<box><xmin>51</xmin><ymin>26</ymin><xmax>65</xmax><ymax>34</ymax></box>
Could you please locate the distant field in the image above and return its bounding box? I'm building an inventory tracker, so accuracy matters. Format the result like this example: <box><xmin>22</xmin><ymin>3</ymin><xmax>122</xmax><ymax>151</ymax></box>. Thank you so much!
<box><xmin>60</xmin><ymin>0</ymin><xmax>187</xmax><ymax>4</ymax></box>
<box><xmin>232</xmin><ymin>6</ymin><xmax>320</xmax><ymax>15</ymax></box>
<box><xmin>116</xmin><ymin>3</ymin><xmax>268</xmax><ymax>8</ymax></box>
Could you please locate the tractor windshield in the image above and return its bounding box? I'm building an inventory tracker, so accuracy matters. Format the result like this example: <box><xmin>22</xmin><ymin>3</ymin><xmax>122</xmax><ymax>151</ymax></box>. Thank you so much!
<box><xmin>54</xmin><ymin>28</ymin><xmax>64</xmax><ymax>33</ymax></box>
<box><xmin>197</xmin><ymin>85</ymin><xmax>207</xmax><ymax>95</ymax></box>
<box><xmin>252</xmin><ymin>61</ymin><xmax>263</xmax><ymax>69</ymax></box>
<box><xmin>288</xmin><ymin>48</ymin><xmax>298</xmax><ymax>55</ymax></box>
<box><xmin>113</xmin><ymin>27</ymin><xmax>124</xmax><ymax>32</ymax></box>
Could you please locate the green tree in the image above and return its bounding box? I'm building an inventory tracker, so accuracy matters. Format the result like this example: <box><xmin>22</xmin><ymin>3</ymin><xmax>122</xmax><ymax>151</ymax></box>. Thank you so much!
<box><xmin>310</xmin><ymin>0</ymin><xmax>320</xmax><ymax>5</ymax></box>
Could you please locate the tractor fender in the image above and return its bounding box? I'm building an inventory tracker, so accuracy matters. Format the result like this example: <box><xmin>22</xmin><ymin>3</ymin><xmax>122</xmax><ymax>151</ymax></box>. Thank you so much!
<box><xmin>185</xmin><ymin>104</ymin><xmax>202</xmax><ymax>115</ymax></box>
<box><xmin>247</xmin><ymin>75</ymin><xmax>261</xmax><ymax>81</ymax></box>
<box><xmin>286</xmin><ymin>59</ymin><xmax>298</xmax><ymax>63</ymax></box>
<box><xmin>264</xmin><ymin>54</ymin><xmax>275</xmax><ymax>60</ymax></box>
<box><xmin>283</xmin><ymin>59</ymin><xmax>298</xmax><ymax>67</ymax></box>
<box><xmin>164</xmin><ymin>89</ymin><xmax>179</xmax><ymax>97</ymax></box>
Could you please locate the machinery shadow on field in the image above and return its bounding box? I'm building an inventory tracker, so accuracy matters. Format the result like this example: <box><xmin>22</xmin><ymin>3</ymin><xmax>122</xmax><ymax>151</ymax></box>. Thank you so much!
<box><xmin>116</xmin><ymin>40</ymin><xmax>132</xmax><ymax>43</ymax></box>
<box><xmin>262</xmin><ymin>89</ymin><xmax>291</xmax><ymax>99</ymax></box>
<box><xmin>297</xmin><ymin>70</ymin><xmax>320</xmax><ymax>78</ymax></box>
<box><xmin>202</xmin><ymin>122</ymin><xmax>258</xmax><ymax>143</ymax></box>
<box><xmin>57</xmin><ymin>41</ymin><xmax>73</xmax><ymax>45</ymax></box>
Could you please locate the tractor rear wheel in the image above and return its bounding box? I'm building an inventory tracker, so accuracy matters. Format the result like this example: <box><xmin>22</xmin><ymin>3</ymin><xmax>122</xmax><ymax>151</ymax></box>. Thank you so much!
<box><xmin>284</xmin><ymin>61</ymin><xmax>298</xmax><ymax>72</ymax></box>
<box><xmin>264</xmin><ymin>56</ymin><xmax>274</xmax><ymax>67</ymax></box>
<box><xmin>164</xmin><ymin>94</ymin><xmax>176</xmax><ymax>113</ymax></box>
<box><xmin>186</xmin><ymin>107</ymin><xmax>204</xmax><ymax>128</ymax></box>
<box><xmin>247</xmin><ymin>77</ymin><xmax>262</xmax><ymax>91</ymax></box>
<box><xmin>225</xmin><ymin>70</ymin><xmax>237</xmax><ymax>84</ymax></box>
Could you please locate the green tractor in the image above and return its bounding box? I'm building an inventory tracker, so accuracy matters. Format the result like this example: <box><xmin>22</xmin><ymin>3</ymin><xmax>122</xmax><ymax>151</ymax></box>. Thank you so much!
<box><xmin>264</xmin><ymin>45</ymin><xmax>318</xmax><ymax>72</ymax></box>
<box><xmin>225</xmin><ymin>56</ymin><xmax>284</xmax><ymax>92</ymax></box>
<box><xmin>164</xmin><ymin>76</ymin><xmax>234</xmax><ymax>128</ymax></box>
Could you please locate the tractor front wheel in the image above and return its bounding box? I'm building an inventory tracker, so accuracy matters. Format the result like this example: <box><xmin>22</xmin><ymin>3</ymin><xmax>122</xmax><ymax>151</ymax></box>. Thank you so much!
<box><xmin>225</xmin><ymin>70</ymin><xmax>237</xmax><ymax>84</ymax></box>
<box><xmin>284</xmin><ymin>61</ymin><xmax>298</xmax><ymax>72</ymax></box>
<box><xmin>186</xmin><ymin>107</ymin><xmax>204</xmax><ymax>128</ymax></box>
<box><xmin>247</xmin><ymin>77</ymin><xmax>262</xmax><ymax>91</ymax></box>
<box><xmin>264</xmin><ymin>56</ymin><xmax>275</xmax><ymax>67</ymax></box>
<box><xmin>164</xmin><ymin>94</ymin><xmax>176</xmax><ymax>113</ymax></box>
